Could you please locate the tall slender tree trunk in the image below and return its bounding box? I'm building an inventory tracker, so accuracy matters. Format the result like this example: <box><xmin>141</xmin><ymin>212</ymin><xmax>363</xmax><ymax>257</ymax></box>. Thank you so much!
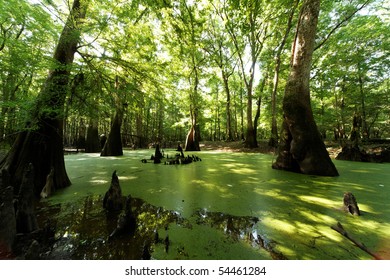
<box><xmin>358</xmin><ymin>69</ymin><xmax>369</xmax><ymax>139</ymax></box>
<box><xmin>254</xmin><ymin>73</ymin><xmax>268</xmax><ymax>140</ymax></box>
<box><xmin>0</xmin><ymin>0</ymin><xmax>89</xmax><ymax>194</ymax></box>
<box><xmin>223</xmin><ymin>72</ymin><xmax>234</xmax><ymax>141</ymax></box>
<box><xmin>136</xmin><ymin>93</ymin><xmax>146</xmax><ymax>148</ymax></box>
<box><xmin>244</xmin><ymin>77</ymin><xmax>257</xmax><ymax>148</ymax></box>
<box><xmin>272</xmin><ymin>0</ymin><xmax>339</xmax><ymax>176</ymax></box>
<box><xmin>185</xmin><ymin>104</ymin><xmax>201</xmax><ymax>151</ymax></box>
<box><xmin>185</xmin><ymin>52</ymin><xmax>201</xmax><ymax>151</ymax></box>
<box><xmin>269</xmin><ymin>0</ymin><xmax>299</xmax><ymax>148</ymax></box>
<box><xmin>240</xmin><ymin>86</ymin><xmax>245</xmax><ymax>140</ymax></box>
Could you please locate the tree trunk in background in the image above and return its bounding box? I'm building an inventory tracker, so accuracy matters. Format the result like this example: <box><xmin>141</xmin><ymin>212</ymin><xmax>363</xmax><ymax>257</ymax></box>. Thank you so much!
<box><xmin>185</xmin><ymin>124</ymin><xmax>200</xmax><ymax>151</ymax></box>
<box><xmin>76</xmin><ymin>120</ymin><xmax>86</xmax><ymax>151</ymax></box>
<box><xmin>136</xmin><ymin>94</ymin><xmax>147</xmax><ymax>148</ymax></box>
<box><xmin>239</xmin><ymin>87</ymin><xmax>245</xmax><ymax>140</ymax></box>
<box><xmin>244</xmin><ymin>85</ymin><xmax>258</xmax><ymax>148</ymax></box>
<box><xmin>269</xmin><ymin>0</ymin><xmax>299</xmax><ymax>148</ymax></box>
<box><xmin>101</xmin><ymin>108</ymin><xmax>124</xmax><ymax>156</ymax></box>
<box><xmin>272</xmin><ymin>0</ymin><xmax>339</xmax><ymax>176</ymax></box>
<box><xmin>358</xmin><ymin>69</ymin><xmax>369</xmax><ymax>139</ymax></box>
<box><xmin>223</xmin><ymin>71</ymin><xmax>234</xmax><ymax>141</ymax></box>
<box><xmin>185</xmin><ymin>47</ymin><xmax>201</xmax><ymax>151</ymax></box>
<box><xmin>253</xmin><ymin>95</ymin><xmax>262</xmax><ymax>140</ymax></box>
<box><xmin>0</xmin><ymin>0</ymin><xmax>89</xmax><ymax>194</ymax></box>
<box><xmin>85</xmin><ymin>118</ymin><xmax>100</xmax><ymax>153</ymax></box>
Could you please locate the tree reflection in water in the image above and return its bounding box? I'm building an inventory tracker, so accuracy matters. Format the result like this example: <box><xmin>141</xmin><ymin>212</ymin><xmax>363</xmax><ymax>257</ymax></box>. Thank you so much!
<box><xmin>36</xmin><ymin>194</ymin><xmax>285</xmax><ymax>259</ymax></box>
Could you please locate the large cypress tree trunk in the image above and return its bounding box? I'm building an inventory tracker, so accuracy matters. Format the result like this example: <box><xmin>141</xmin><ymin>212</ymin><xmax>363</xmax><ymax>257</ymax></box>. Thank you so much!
<box><xmin>0</xmin><ymin>0</ymin><xmax>89</xmax><ymax>194</ymax></box>
<box><xmin>272</xmin><ymin>0</ymin><xmax>339</xmax><ymax>176</ymax></box>
<box><xmin>85</xmin><ymin>118</ymin><xmax>101</xmax><ymax>153</ymax></box>
<box><xmin>101</xmin><ymin>108</ymin><xmax>124</xmax><ymax>156</ymax></box>
<box><xmin>185</xmin><ymin>124</ymin><xmax>200</xmax><ymax>152</ymax></box>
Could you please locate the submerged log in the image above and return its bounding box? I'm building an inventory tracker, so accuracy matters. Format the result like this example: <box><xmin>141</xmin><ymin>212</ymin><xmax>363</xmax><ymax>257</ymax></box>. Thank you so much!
<box><xmin>103</xmin><ymin>171</ymin><xmax>123</xmax><ymax>211</ymax></box>
<box><xmin>343</xmin><ymin>192</ymin><xmax>360</xmax><ymax>216</ymax></box>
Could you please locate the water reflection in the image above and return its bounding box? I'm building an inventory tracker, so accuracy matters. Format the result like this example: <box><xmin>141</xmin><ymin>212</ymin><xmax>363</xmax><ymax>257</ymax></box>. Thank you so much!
<box><xmin>52</xmin><ymin>150</ymin><xmax>390</xmax><ymax>259</ymax></box>
<box><xmin>193</xmin><ymin>208</ymin><xmax>286</xmax><ymax>259</ymax></box>
<box><xmin>37</xmin><ymin>195</ymin><xmax>285</xmax><ymax>259</ymax></box>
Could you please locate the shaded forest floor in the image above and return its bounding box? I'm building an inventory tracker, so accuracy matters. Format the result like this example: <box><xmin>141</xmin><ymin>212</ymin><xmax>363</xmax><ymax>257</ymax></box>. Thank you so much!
<box><xmin>200</xmin><ymin>140</ymin><xmax>277</xmax><ymax>154</ymax></box>
<box><xmin>199</xmin><ymin>140</ymin><xmax>390</xmax><ymax>160</ymax></box>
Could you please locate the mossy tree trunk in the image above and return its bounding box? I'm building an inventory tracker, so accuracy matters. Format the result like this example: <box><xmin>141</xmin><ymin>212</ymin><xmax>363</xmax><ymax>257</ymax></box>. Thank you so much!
<box><xmin>272</xmin><ymin>0</ymin><xmax>339</xmax><ymax>176</ymax></box>
<box><xmin>0</xmin><ymin>0</ymin><xmax>89</xmax><ymax>194</ymax></box>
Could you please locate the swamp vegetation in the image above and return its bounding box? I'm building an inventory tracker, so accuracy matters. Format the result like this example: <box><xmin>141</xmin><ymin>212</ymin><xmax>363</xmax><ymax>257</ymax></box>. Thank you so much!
<box><xmin>1</xmin><ymin>0</ymin><xmax>389</xmax><ymax>260</ymax></box>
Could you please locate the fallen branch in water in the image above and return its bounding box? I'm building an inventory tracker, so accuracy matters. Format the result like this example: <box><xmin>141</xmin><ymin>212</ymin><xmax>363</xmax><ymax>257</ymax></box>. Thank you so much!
<box><xmin>331</xmin><ymin>222</ymin><xmax>382</xmax><ymax>260</ymax></box>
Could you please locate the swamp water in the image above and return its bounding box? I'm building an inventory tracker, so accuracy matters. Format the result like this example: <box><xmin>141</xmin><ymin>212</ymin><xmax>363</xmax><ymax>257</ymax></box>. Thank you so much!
<box><xmin>37</xmin><ymin>149</ymin><xmax>390</xmax><ymax>260</ymax></box>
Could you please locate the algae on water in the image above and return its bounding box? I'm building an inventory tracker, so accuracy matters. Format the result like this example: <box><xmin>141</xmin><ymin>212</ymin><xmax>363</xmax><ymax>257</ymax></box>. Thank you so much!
<box><xmin>40</xmin><ymin>149</ymin><xmax>390</xmax><ymax>259</ymax></box>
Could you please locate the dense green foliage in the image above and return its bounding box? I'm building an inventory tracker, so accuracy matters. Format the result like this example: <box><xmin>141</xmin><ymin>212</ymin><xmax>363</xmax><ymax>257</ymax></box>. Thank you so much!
<box><xmin>1</xmin><ymin>0</ymin><xmax>389</xmax><ymax>148</ymax></box>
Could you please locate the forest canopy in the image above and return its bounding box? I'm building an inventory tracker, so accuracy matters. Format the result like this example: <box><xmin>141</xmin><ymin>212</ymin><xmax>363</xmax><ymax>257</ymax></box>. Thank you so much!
<box><xmin>1</xmin><ymin>0</ymin><xmax>389</xmax><ymax>149</ymax></box>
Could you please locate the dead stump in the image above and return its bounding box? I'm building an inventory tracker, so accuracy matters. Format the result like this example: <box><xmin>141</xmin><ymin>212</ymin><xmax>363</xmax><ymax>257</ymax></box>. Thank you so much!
<box><xmin>103</xmin><ymin>171</ymin><xmax>123</xmax><ymax>211</ymax></box>
<box><xmin>343</xmin><ymin>192</ymin><xmax>360</xmax><ymax>216</ymax></box>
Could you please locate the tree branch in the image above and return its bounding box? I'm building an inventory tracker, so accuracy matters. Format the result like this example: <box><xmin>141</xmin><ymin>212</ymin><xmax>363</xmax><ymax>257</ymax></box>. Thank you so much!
<box><xmin>331</xmin><ymin>222</ymin><xmax>382</xmax><ymax>260</ymax></box>
<box><xmin>314</xmin><ymin>0</ymin><xmax>372</xmax><ymax>51</ymax></box>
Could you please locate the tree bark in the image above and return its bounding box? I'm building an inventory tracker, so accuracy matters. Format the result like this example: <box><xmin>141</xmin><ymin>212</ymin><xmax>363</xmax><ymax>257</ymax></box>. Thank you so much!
<box><xmin>269</xmin><ymin>0</ymin><xmax>299</xmax><ymax>148</ymax></box>
<box><xmin>272</xmin><ymin>0</ymin><xmax>339</xmax><ymax>176</ymax></box>
<box><xmin>0</xmin><ymin>0</ymin><xmax>89</xmax><ymax>194</ymax></box>
<box><xmin>0</xmin><ymin>182</ymin><xmax>16</xmax><ymax>257</ymax></box>
<box><xmin>185</xmin><ymin>124</ymin><xmax>200</xmax><ymax>151</ymax></box>
<box><xmin>254</xmin><ymin>73</ymin><xmax>268</xmax><ymax>141</ymax></box>
<box><xmin>222</xmin><ymin>71</ymin><xmax>234</xmax><ymax>141</ymax></box>
<box><xmin>85</xmin><ymin>118</ymin><xmax>101</xmax><ymax>153</ymax></box>
<box><xmin>101</xmin><ymin>108</ymin><xmax>124</xmax><ymax>156</ymax></box>
<box><xmin>358</xmin><ymin>68</ymin><xmax>369</xmax><ymax>139</ymax></box>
